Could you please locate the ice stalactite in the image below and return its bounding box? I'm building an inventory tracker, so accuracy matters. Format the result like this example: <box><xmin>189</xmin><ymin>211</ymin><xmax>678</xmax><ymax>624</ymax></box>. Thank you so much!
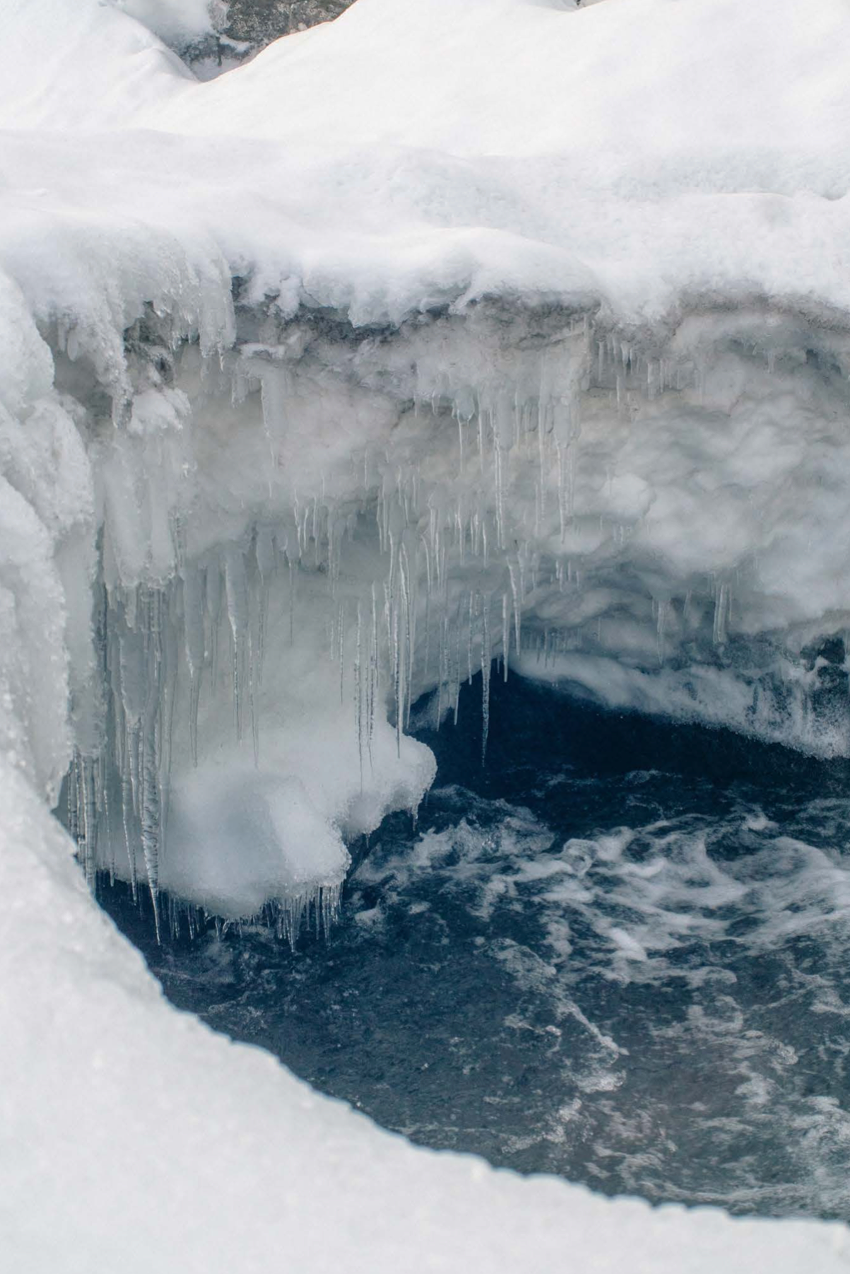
<box><xmin>64</xmin><ymin>508</ymin><xmax>442</xmax><ymax>939</ymax></box>
<box><xmin>481</xmin><ymin>593</ymin><xmax>492</xmax><ymax>764</ymax></box>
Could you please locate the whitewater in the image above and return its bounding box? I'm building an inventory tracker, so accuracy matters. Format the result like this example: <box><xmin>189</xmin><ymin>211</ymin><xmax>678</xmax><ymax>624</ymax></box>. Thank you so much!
<box><xmin>117</xmin><ymin>676</ymin><xmax>850</xmax><ymax>1220</ymax></box>
<box><xmin>4</xmin><ymin>0</ymin><xmax>850</xmax><ymax>1269</ymax></box>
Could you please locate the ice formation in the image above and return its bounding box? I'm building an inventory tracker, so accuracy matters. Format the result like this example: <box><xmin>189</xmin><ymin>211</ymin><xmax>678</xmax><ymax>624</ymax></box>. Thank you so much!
<box><xmin>53</xmin><ymin>282</ymin><xmax>850</xmax><ymax>931</ymax></box>
<box><xmin>4</xmin><ymin>0</ymin><xmax>850</xmax><ymax>1267</ymax></box>
<box><xmin>4</xmin><ymin>0</ymin><xmax>850</xmax><ymax>923</ymax></box>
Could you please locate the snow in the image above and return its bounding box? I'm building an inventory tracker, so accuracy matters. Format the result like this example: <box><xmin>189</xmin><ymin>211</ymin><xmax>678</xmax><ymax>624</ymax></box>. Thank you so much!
<box><xmin>113</xmin><ymin>0</ymin><xmax>220</xmax><ymax>46</ymax></box>
<box><xmin>3</xmin><ymin>0</ymin><xmax>850</xmax><ymax>1265</ymax></box>
<box><xmin>7</xmin><ymin>762</ymin><xmax>850</xmax><ymax>1274</ymax></box>
<box><xmin>6</xmin><ymin>0</ymin><xmax>850</xmax><ymax>325</ymax></box>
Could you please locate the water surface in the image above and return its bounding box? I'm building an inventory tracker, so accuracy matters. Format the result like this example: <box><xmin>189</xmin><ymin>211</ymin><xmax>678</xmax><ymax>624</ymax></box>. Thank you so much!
<box><xmin>107</xmin><ymin>676</ymin><xmax>850</xmax><ymax>1219</ymax></box>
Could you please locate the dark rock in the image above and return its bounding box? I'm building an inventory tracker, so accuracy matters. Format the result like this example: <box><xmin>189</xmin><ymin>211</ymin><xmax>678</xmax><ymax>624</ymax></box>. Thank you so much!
<box><xmin>222</xmin><ymin>0</ymin><xmax>354</xmax><ymax>47</ymax></box>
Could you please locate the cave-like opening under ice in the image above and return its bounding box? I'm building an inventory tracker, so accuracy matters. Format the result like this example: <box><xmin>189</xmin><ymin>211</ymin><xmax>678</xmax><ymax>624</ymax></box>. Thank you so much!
<box><xmin>46</xmin><ymin>300</ymin><xmax>850</xmax><ymax>1225</ymax></box>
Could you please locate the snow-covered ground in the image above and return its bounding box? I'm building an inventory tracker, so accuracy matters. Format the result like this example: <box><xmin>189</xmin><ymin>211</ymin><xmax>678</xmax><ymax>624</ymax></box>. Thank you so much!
<box><xmin>3</xmin><ymin>0</ymin><xmax>850</xmax><ymax>1267</ymax></box>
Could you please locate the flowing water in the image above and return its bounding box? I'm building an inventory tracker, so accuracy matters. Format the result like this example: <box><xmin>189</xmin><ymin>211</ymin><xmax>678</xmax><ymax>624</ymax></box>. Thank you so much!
<box><xmin>106</xmin><ymin>676</ymin><xmax>850</xmax><ymax>1220</ymax></box>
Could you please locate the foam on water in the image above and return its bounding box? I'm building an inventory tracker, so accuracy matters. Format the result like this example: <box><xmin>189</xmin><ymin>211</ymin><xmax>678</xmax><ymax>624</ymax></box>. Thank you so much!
<box><xmin>107</xmin><ymin>678</ymin><xmax>850</xmax><ymax>1220</ymax></box>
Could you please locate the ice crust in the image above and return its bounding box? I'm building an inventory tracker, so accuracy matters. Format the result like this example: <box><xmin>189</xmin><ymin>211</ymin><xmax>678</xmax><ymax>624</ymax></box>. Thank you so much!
<box><xmin>4</xmin><ymin>0</ymin><xmax>850</xmax><ymax>1266</ymax></box>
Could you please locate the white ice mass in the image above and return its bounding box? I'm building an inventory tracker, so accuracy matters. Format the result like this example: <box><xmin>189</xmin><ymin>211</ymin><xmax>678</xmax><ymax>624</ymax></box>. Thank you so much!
<box><xmin>3</xmin><ymin>0</ymin><xmax>850</xmax><ymax>1268</ymax></box>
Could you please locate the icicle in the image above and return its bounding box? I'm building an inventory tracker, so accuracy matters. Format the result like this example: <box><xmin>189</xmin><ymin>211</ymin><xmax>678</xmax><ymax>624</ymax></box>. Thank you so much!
<box><xmin>393</xmin><ymin>587</ymin><xmax>402</xmax><ymax>758</ymax></box>
<box><xmin>502</xmin><ymin>591</ymin><xmax>510</xmax><ymax>682</ymax></box>
<box><xmin>338</xmin><ymin>600</ymin><xmax>346</xmax><ymax>707</ymax></box>
<box><xmin>287</xmin><ymin>553</ymin><xmax>296</xmax><ymax>645</ymax></box>
<box><xmin>494</xmin><ymin>437</ymin><xmax>505</xmax><ymax>550</ymax></box>
<box><xmin>160</xmin><ymin>586</ymin><xmax>179</xmax><ymax>852</ymax></box>
<box><xmin>713</xmin><ymin>581</ymin><xmax>729</xmax><ymax>647</ymax></box>
<box><xmin>98</xmin><ymin>751</ymin><xmax>113</xmax><ymax>887</ymax></box>
<box><xmin>355</xmin><ymin>599</ymin><xmax>364</xmax><ymax>790</ymax></box>
<box><xmin>255</xmin><ymin>527</ymin><xmax>275</xmax><ymax>681</ymax></box>
<box><xmin>423</xmin><ymin>538</ymin><xmax>432</xmax><ymax>682</ymax></box>
<box><xmin>139</xmin><ymin>715</ymin><xmax>162</xmax><ymax>943</ymax></box>
<box><xmin>368</xmin><ymin>582</ymin><xmax>378</xmax><ymax>766</ymax></box>
<box><xmin>656</xmin><ymin>598</ymin><xmax>669</xmax><ymax>664</ymax></box>
<box><xmin>481</xmin><ymin>594</ymin><xmax>492</xmax><ymax>765</ymax></box>
<box><xmin>119</xmin><ymin>732</ymin><xmax>138</xmax><ymax>901</ymax></box>
<box><xmin>401</xmin><ymin>542</ymin><xmax>414</xmax><ymax>731</ymax></box>
<box><xmin>140</xmin><ymin>587</ymin><xmax>164</xmax><ymax>942</ymax></box>
<box><xmin>508</xmin><ymin>560</ymin><xmax>522</xmax><ymax>655</ymax></box>
<box><xmin>224</xmin><ymin>546</ymin><xmax>249</xmax><ymax>743</ymax></box>
<box><xmin>467</xmin><ymin>590</ymin><xmax>475</xmax><ymax>685</ymax></box>
<box><xmin>206</xmin><ymin>556</ymin><xmax>222</xmax><ymax>690</ymax></box>
<box><xmin>249</xmin><ymin>630</ymin><xmax>260</xmax><ymax>769</ymax></box>
<box><xmin>452</xmin><ymin>594</ymin><xmax>463</xmax><ymax>726</ymax></box>
<box><xmin>74</xmin><ymin>754</ymin><xmax>99</xmax><ymax>892</ymax></box>
<box><xmin>182</xmin><ymin>566</ymin><xmax>205</xmax><ymax>768</ymax></box>
<box><xmin>555</xmin><ymin>440</ymin><xmax>568</xmax><ymax>543</ymax></box>
<box><xmin>536</xmin><ymin>401</ymin><xmax>547</xmax><ymax>538</ymax></box>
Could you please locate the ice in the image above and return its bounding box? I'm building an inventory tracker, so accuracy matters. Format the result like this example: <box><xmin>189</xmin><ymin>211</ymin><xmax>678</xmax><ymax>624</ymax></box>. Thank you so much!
<box><xmin>3</xmin><ymin>0</ymin><xmax>850</xmax><ymax>1265</ymax></box>
<box><xmin>74</xmin><ymin>548</ymin><xmax>436</xmax><ymax>925</ymax></box>
<box><xmin>164</xmin><ymin>768</ymin><xmax>345</xmax><ymax>926</ymax></box>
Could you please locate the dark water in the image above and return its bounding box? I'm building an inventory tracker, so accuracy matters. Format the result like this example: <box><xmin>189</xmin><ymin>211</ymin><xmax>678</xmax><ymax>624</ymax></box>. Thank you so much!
<box><xmin>106</xmin><ymin>676</ymin><xmax>850</xmax><ymax>1220</ymax></box>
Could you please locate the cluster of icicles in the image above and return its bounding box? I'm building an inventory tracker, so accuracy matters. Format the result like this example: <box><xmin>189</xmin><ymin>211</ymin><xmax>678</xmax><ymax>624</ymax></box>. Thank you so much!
<box><xmin>60</xmin><ymin>315</ymin><xmax>836</xmax><ymax>944</ymax></box>
<box><xmin>62</xmin><ymin>482</ymin><xmax>547</xmax><ymax>944</ymax></box>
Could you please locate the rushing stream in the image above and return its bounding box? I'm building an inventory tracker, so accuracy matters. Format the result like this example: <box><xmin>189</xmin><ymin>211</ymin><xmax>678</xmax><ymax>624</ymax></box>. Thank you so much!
<box><xmin>105</xmin><ymin>676</ymin><xmax>850</xmax><ymax>1220</ymax></box>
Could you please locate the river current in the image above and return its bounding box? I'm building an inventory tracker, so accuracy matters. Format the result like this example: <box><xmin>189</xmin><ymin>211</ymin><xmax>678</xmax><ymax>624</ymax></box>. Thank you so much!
<box><xmin>106</xmin><ymin>675</ymin><xmax>850</xmax><ymax>1220</ymax></box>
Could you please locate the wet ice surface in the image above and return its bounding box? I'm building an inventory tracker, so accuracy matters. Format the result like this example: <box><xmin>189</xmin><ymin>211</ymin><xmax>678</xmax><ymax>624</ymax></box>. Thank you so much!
<box><xmin>106</xmin><ymin>678</ymin><xmax>850</xmax><ymax>1220</ymax></box>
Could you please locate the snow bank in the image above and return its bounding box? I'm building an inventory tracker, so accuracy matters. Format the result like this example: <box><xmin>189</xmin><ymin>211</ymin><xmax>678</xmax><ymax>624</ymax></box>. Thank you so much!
<box><xmin>3</xmin><ymin>0</ymin><xmax>850</xmax><ymax>1264</ymax></box>
<box><xmin>6</xmin><ymin>0</ymin><xmax>850</xmax><ymax>324</ymax></box>
<box><xmin>6</xmin><ymin>761</ymin><xmax>850</xmax><ymax>1272</ymax></box>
